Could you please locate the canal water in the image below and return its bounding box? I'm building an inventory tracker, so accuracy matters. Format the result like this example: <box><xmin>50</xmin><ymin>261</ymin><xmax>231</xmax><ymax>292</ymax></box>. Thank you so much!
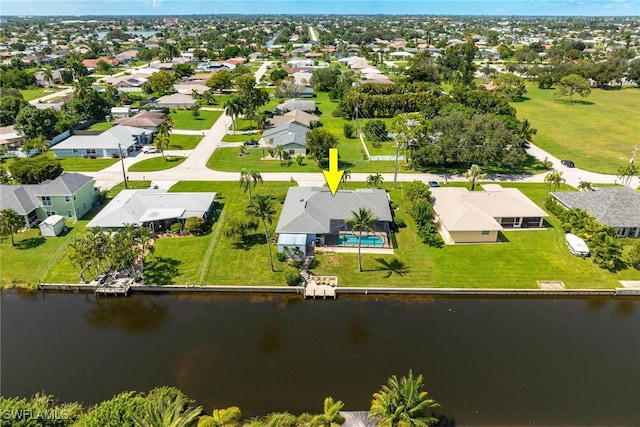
<box><xmin>1</xmin><ymin>290</ymin><xmax>639</xmax><ymax>425</ymax></box>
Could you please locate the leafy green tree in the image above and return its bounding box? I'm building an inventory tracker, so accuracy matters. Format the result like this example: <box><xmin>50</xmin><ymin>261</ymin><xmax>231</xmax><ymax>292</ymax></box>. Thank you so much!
<box><xmin>464</xmin><ymin>164</ymin><xmax>486</xmax><ymax>191</ymax></box>
<box><xmin>234</xmin><ymin>75</ymin><xmax>269</xmax><ymax>127</ymax></box>
<box><xmin>343</xmin><ymin>123</ymin><xmax>355</xmax><ymax>139</ymax></box>
<box><xmin>147</xmin><ymin>70</ymin><xmax>177</xmax><ymax>95</ymax></box>
<box><xmin>132</xmin><ymin>386</ymin><xmax>202</xmax><ymax>427</ymax></box>
<box><xmin>184</xmin><ymin>217</ymin><xmax>208</xmax><ymax>235</ymax></box>
<box><xmin>370</xmin><ymin>370</ymin><xmax>440</xmax><ymax>427</ymax></box>
<box><xmin>555</xmin><ymin>74</ymin><xmax>591</xmax><ymax>103</ymax></box>
<box><xmin>239</xmin><ymin>169</ymin><xmax>263</xmax><ymax>202</ymax></box>
<box><xmin>544</xmin><ymin>170</ymin><xmax>565</xmax><ymax>193</ymax></box>
<box><xmin>346</xmin><ymin>207</ymin><xmax>378</xmax><ymax>272</ymax></box>
<box><xmin>269</xmin><ymin>68</ymin><xmax>289</xmax><ymax>83</ymax></box>
<box><xmin>197</xmin><ymin>406</ymin><xmax>242</xmax><ymax>427</ymax></box>
<box><xmin>0</xmin><ymin>95</ymin><xmax>29</xmax><ymax>126</ymax></box>
<box><xmin>538</xmin><ymin>73</ymin><xmax>554</xmax><ymax>89</ymax></box>
<box><xmin>173</xmin><ymin>64</ymin><xmax>194</xmax><ymax>79</ymax></box>
<box><xmin>223</xmin><ymin>216</ymin><xmax>258</xmax><ymax>244</ymax></box>
<box><xmin>306</xmin><ymin>128</ymin><xmax>338</xmax><ymax>167</ymax></box>
<box><xmin>14</xmin><ymin>106</ymin><xmax>60</xmax><ymax>140</ymax></box>
<box><xmin>405</xmin><ymin>52</ymin><xmax>441</xmax><ymax>84</ymax></box>
<box><xmin>0</xmin><ymin>67</ymin><xmax>37</xmax><ymax>89</ymax></box>
<box><xmin>310</xmin><ymin>67</ymin><xmax>339</xmax><ymax>91</ymax></box>
<box><xmin>1</xmin><ymin>208</ymin><xmax>24</xmax><ymax>246</ymax></box>
<box><xmin>0</xmin><ymin>393</ymin><xmax>84</xmax><ymax>426</ymax></box>
<box><xmin>96</xmin><ymin>60</ymin><xmax>112</xmax><ymax>74</ymax></box>
<box><xmin>311</xmin><ymin>397</ymin><xmax>346</xmax><ymax>427</ymax></box>
<box><xmin>246</xmin><ymin>194</ymin><xmax>277</xmax><ymax>272</ymax></box>
<box><xmin>363</xmin><ymin>119</ymin><xmax>388</xmax><ymax>142</ymax></box>
<box><xmin>628</xmin><ymin>59</ymin><xmax>640</xmax><ymax>88</ymax></box>
<box><xmin>191</xmin><ymin>104</ymin><xmax>200</xmax><ymax>117</ymax></box>
<box><xmin>206</xmin><ymin>69</ymin><xmax>234</xmax><ymax>91</ymax></box>
<box><xmin>8</xmin><ymin>156</ymin><xmax>63</xmax><ymax>184</ymax></box>
<box><xmin>493</xmin><ymin>73</ymin><xmax>527</xmax><ymax>101</ymax></box>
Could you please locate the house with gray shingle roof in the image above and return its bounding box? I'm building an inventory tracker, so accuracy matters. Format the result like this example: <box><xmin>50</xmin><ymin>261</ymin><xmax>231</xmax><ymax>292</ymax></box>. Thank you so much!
<box><xmin>551</xmin><ymin>187</ymin><xmax>640</xmax><ymax>238</ymax></box>
<box><xmin>276</xmin><ymin>99</ymin><xmax>316</xmax><ymax>113</ymax></box>
<box><xmin>275</xmin><ymin>187</ymin><xmax>393</xmax><ymax>255</ymax></box>
<box><xmin>260</xmin><ymin>122</ymin><xmax>309</xmax><ymax>157</ymax></box>
<box><xmin>87</xmin><ymin>189</ymin><xmax>216</xmax><ymax>232</ymax></box>
<box><xmin>0</xmin><ymin>172</ymin><xmax>97</xmax><ymax>228</ymax></box>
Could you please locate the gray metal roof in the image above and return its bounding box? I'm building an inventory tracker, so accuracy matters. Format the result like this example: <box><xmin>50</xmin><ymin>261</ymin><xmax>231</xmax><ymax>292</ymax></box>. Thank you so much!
<box><xmin>52</xmin><ymin>126</ymin><xmax>152</xmax><ymax>151</ymax></box>
<box><xmin>87</xmin><ymin>189</ymin><xmax>216</xmax><ymax>228</ymax></box>
<box><xmin>551</xmin><ymin>187</ymin><xmax>640</xmax><ymax>228</ymax></box>
<box><xmin>276</xmin><ymin>187</ymin><xmax>392</xmax><ymax>234</ymax></box>
<box><xmin>262</xmin><ymin>122</ymin><xmax>309</xmax><ymax>148</ymax></box>
<box><xmin>276</xmin><ymin>99</ymin><xmax>316</xmax><ymax>112</ymax></box>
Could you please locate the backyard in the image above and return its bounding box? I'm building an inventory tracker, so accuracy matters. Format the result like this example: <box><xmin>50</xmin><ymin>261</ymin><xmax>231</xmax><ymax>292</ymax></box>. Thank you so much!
<box><xmin>512</xmin><ymin>85</ymin><xmax>640</xmax><ymax>174</ymax></box>
<box><xmin>168</xmin><ymin>110</ymin><xmax>222</xmax><ymax>130</ymax></box>
<box><xmin>168</xmin><ymin>134</ymin><xmax>203</xmax><ymax>150</ymax></box>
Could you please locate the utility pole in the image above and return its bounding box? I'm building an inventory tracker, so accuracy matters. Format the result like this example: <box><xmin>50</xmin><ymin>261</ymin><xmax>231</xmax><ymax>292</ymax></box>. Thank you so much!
<box><xmin>630</xmin><ymin>145</ymin><xmax>638</xmax><ymax>164</ymax></box>
<box><xmin>118</xmin><ymin>143</ymin><xmax>128</xmax><ymax>189</ymax></box>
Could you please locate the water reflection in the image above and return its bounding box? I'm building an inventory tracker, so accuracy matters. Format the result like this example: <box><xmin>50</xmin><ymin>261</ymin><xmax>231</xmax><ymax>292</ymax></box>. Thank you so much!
<box><xmin>85</xmin><ymin>295</ymin><xmax>169</xmax><ymax>334</ymax></box>
<box><xmin>346</xmin><ymin>306</ymin><xmax>371</xmax><ymax>347</ymax></box>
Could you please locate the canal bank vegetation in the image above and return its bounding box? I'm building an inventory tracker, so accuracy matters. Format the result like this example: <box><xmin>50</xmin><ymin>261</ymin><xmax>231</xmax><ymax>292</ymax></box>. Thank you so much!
<box><xmin>0</xmin><ymin>371</ymin><xmax>451</xmax><ymax>426</ymax></box>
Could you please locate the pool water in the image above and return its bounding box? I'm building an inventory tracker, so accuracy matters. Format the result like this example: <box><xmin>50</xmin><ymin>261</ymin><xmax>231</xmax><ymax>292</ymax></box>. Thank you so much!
<box><xmin>336</xmin><ymin>234</ymin><xmax>384</xmax><ymax>247</ymax></box>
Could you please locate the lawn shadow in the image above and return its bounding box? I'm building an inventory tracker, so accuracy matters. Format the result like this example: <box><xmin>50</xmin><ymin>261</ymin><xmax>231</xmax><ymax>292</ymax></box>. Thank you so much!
<box><xmin>373</xmin><ymin>257</ymin><xmax>410</xmax><ymax>278</ymax></box>
<box><xmin>554</xmin><ymin>99</ymin><xmax>595</xmax><ymax>106</ymax></box>
<box><xmin>169</xmin><ymin>144</ymin><xmax>185</xmax><ymax>150</ymax></box>
<box><xmin>231</xmin><ymin>233</ymin><xmax>265</xmax><ymax>251</ymax></box>
<box><xmin>14</xmin><ymin>236</ymin><xmax>46</xmax><ymax>250</ymax></box>
<box><xmin>143</xmin><ymin>256</ymin><xmax>181</xmax><ymax>285</ymax></box>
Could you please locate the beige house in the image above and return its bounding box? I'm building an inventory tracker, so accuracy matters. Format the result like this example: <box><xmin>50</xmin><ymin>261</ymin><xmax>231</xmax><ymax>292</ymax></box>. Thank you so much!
<box><xmin>431</xmin><ymin>184</ymin><xmax>548</xmax><ymax>244</ymax></box>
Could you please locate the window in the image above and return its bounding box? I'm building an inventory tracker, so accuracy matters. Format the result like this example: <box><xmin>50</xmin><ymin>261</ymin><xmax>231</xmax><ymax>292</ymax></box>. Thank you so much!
<box><xmin>46</xmin><ymin>211</ymin><xmax>56</xmax><ymax>217</ymax></box>
<box><xmin>72</xmin><ymin>149</ymin><xmax>79</xmax><ymax>153</ymax></box>
<box><xmin>67</xmin><ymin>210</ymin><xmax>72</xmax><ymax>218</ymax></box>
<box><xmin>85</xmin><ymin>149</ymin><xmax>96</xmax><ymax>154</ymax></box>
<box><xmin>289</xmin><ymin>149</ymin><xmax>295</xmax><ymax>155</ymax></box>
<box><xmin>64</xmin><ymin>196</ymin><xmax>70</xmax><ymax>202</ymax></box>
<box><xmin>481</xmin><ymin>231</ymin><xmax>490</xmax><ymax>235</ymax></box>
<box><xmin>41</xmin><ymin>196</ymin><xmax>52</xmax><ymax>206</ymax></box>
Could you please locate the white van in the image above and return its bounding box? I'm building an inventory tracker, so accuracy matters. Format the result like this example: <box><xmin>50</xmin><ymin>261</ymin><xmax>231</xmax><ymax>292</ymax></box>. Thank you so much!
<box><xmin>143</xmin><ymin>146</ymin><xmax>158</xmax><ymax>154</ymax></box>
<box><xmin>566</xmin><ymin>233</ymin><xmax>589</xmax><ymax>257</ymax></box>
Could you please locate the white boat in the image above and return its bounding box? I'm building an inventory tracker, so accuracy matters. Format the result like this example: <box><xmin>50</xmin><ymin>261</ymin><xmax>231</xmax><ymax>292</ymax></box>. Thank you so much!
<box><xmin>566</xmin><ymin>233</ymin><xmax>590</xmax><ymax>257</ymax></box>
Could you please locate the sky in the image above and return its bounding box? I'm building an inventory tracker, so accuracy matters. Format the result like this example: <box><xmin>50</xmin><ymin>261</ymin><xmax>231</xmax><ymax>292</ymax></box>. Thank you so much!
<box><xmin>1</xmin><ymin>0</ymin><xmax>638</xmax><ymax>17</ymax></box>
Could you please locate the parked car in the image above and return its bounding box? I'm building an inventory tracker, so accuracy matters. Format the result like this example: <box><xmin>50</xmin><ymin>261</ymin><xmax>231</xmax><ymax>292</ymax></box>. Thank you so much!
<box><xmin>428</xmin><ymin>181</ymin><xmax>440</xmax><ymax>188</ymax></box>
<box><xmin>243</xmin><ymin>139</ymin><xmax>259</xmax><ymax>146</ymax></box>
<box><xmin>561</xmin><ymin>159</ymin><xmax>575</xmax><ymax>168</ymax></box>
<box><xmin>143</xmin><ymin>146</ymin><xmax>158</xmax><ymax>154</ymax></box>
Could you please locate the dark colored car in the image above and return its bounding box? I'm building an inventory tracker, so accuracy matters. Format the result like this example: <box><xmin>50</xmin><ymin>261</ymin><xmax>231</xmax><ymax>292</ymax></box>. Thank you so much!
<box><xmin>428</xmin><ymin>181</ymin><xmax>440</xmax><ymax>187</ymax></box>
<box><xmin>243</xmin><ymin>139</ymin><xmax>259</xmax><ymax>146</ymax></box>
<box><xmin>561</xmin><ymin>160</ymin><xmax>575</xmax><ymax>168</ymax></box>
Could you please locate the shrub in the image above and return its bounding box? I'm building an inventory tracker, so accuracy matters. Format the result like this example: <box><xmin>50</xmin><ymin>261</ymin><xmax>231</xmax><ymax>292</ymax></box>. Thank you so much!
<box><xmin>184</xmin><ymin>216</ymin><xmax>208</xmax><ymax>235</ymax></box>
<box><xmin>394</xmin><ymin>217</ymin><xmax>406</xmax><ymax>228</ymax></box>
<box><xmin>411</xmin><ymin>199</ymin><xmax>434</xmax><ymax>226</ymax></box>
<box><xmin>283</xmin><ymin>267</ymin><xmax>302</xmax><ymax>286</ymax></box>
<box><xmin>170</xmin><ymin>222</ymin><xmax>183</xmax><ymax>233</ymax></box>
<box><xmin>363</xmin><ymin>119</ymin><xmax>388</xmax><ymax>142</ymax></box>
<box><xmin>295</xmin><ymin>154</ymin><xmax>305</xmax><ymax>165</ymax></box>
<box><xmin>276</xmin><ymin>252</ymin><xmax>287</xmax><ymax>262</ymax></box>
<box><xmin>418</xmin><ymin>222</ymin><xmax>444</xmax><ymax>248</ymax></box>
<box><xmin>343</xmin><ymin>122</ymin><xmax>355</xmax><ymax>138</ymax></box>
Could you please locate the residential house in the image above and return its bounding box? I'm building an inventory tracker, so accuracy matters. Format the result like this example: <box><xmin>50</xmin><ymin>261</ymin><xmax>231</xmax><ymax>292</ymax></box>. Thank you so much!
<box><xmin>260</xmin><ymin>122</ymin><xmax>309</xmax><ymax>157</ymax></box>
<box><xmin>551</xmin><ymin>187</ymin><xmax>640</xmax><ymax>238</ymax></box>
<box><xmin>155</xmin><ymin>93</ymin><xmax>196</xmax><ymax>110</ymax></box>
<box><xmin>105</xmin><ymin>74</ymin><xmax>149</xmax><ymax>92</ymax></box>
<box><xmin>51</xmin><ymin>126</ymin><xmax>153</xmax><ymax>158</ymax></box>
<box><xmin>0</xmin><ymin>125</ymin><xmax>22</xmax><ymax>150</ymax></box>
<box><xmin>275</xmin><ymin>187</ymin><xmax>394</xmax><ymax>256</ymax></box>
<box><xmin>268</xmin><ymin>109</ymin><xmax>318</xmax><ymax>128</ymax></box>
<box><xmin>114</xmin><ymin>111</ymin><xmax>165</xmax><ymax>131</ymax></box>
<box><xmin>173</xmin><ymin>81</ymin><xmax>209</xmax><ymax>95</ymax></box>
<box><xmin>87</xmin><ymin>189</ymin><xmax>216</xmax><ymax>232</ymax></box>
<box><xmin>110</xmin><ymin>106</ymin><xmax>131</xmax><ymax>118</ymax></box>
<box><xmin>82</xmin><ymin>56</ymin><xmax>121</xmax><ymax>70</ymax></box>
<box><xmin>276</xmin><ymin>99</ymin><xmax>316</xmax><ymax>113</ymax></box>
<box><xmin>0</xmin><ymin>172</ymin><xmax>98</xmax><ymax>227</ymax></box>
<box><xmin>431</xmin><ymin>184</ymin><xmax>548</xmax><ymax>244</ymax></box>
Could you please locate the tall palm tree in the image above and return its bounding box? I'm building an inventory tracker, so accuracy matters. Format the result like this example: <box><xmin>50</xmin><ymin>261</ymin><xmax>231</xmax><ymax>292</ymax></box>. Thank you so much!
<box><xmin>29</xmin><ymin>135</ymin><xmax>50</xmax><ymax>153</ymax></box>
<box><xmin>370</xmin><ymin>370</ymin><xmax>440</xmax><ymax>427</ymax></box>
<box><xmin>273</xmin><ymin>144</ymin><xmax>285</xmax><ymax>166</ymax></box>
<box><xmin>341</xmin><ymin>168</ymin><xmax>352</xmax><ymax>189</ymax></box>
<box><xmin>224</xmin><ymin>96</ymin><xmax>243</xmax><ymax>133</ymax></box>
<box><xmin>246</xmin><ymin>194</ymin><xmax>276</xmax><ymax>272</ymax></box>
<box><xmin>0</xmin><ymin>208</ymin><xmax>25</xmax><ymax>246</ymax></box>
<box><xmin>153</xmin><ymin>133</ymin><xmax>170</xmax><ymax>159</ymax></box>
<box><xmin>346</xmin><ymin>207</ymin><xmax>378</xmax><ymax>273</ymax></box>
<box><xmin>516</xmin><ymin>118</ymin><xmax>537</xmax><ymax>148</ymax></box>
<box><xmin>43</xmin><ymin>67</ymin><xmax>54</xmax><ymax>87</ymax></box>
<box><xmin>197</xmin><ymin>406</ymin><xmax>242</xmax><ymax>427</ymax></box>
<box><xmin>366</xmin><ymin>173</ymin><xmax>383</xmax><ymax>189</ymax></box>
<box><xmin>73</xmin><ymin>76</ymin><xmax>93</xmax><ymax>100</ymax></box>
<box><xmin>464</xmin><ymin>164</ymin><xmax>486</xmax><ymax>191</ymax></box>
<box><xmin>239</xmin><ymin>169</ymin><xmax>263</xmax><ymax>202</ymax></box>
<box><xmin>311</xmin><ymin>397</ymin><xmax>346</xmax><ymax>427</ymax></box>
<box><xmin>544</xmin><ymin>170</ymin><xmax>565</xmax><ymax>193</ymax></box>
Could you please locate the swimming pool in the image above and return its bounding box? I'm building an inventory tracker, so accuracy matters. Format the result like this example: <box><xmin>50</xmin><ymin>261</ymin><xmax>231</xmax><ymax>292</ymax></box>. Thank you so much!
<box><xmin>335</xmin><ymin>234</ymin><xmax>384</xmax><ymax>247</ymax></box>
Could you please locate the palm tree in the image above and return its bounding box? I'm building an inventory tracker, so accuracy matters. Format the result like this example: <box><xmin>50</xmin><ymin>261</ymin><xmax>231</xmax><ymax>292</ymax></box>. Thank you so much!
<box><xmin>311</xmin><ymin>397</ymin><xmax>346</xmax><ymax>427</ymax></box>
<box><xmin>73</xmin><ymin>76</ymin><xmax>93</xmax><ymax>100</ymax></box>
<box><xmin>239</xmin><ymin>169</ymin><xmax>263</xmax><ymax>202</ymax></box>
<box><xmin>43</xmin><ymin>67</ymin><xmax>54</xmax><ymax>87</ymax></box>
<box><xmin>544</xmin><ymin>170</ymin><xmax>565</xmax><ymax>193</ymax></box>
<box><xmin>29</xmin><ymin>135</ymin><xmax>50</xmax><ymax>153</ymax></box>
<box><xmin>346</xmin><ymin>207</ymin><xmax>378</xmax><ymax>273</ymax></box>
<box><xmin>464</xmin><ymin>164</ymin><xmax>486</xmax><ymax>191</ymax></box>
<box><xmin>132</xmin><ymin>392</ymin><xmax>202</xmax><ymax>427</ymax></box>
<box><xmin>224</xmin><ymin>96</ymin><xmax>243</xmax><ymax>133</ymax></box>
<box><xmin>577</xmin><ymin>181</ymin><xmax>594</xmax><ymax>192</ymax></box>
<box><xmin>617</xmin><ymin>163</ymin><xmax>639</xmax><ymax>187</ymax></box>
<box><xmin>273</xmin><ymin>144</ymin><xmax>285</xmax><ymax>166</ymax></box>
<box><xmin>370</xmin><ymin>370</ymin><xmax>440</xmax><ymax>427</ymax></box>
<box><xmin>247</xmin><ymin>194</ymin><xmax>276</xmax><ymax>272</ymax></box>
<box><xmin>366</xmin><ymin>173</ymin><xmax>383</xmax><ymax>189</ymax></box>
<box><xmin>516</xmin><ymin>118</ymin><xmax>537</xmax><ymax>148</ymax></box>
<box><xmin>153</xmin><ymin>133</ymin><xmax>170</xmax><ymax>159</ymax></box>
<box><xmin>341</xmin><ymin>168</ymin><xmax>352</xmax><ymax>189</ymax></box>
<box><xmin>0</xmin><ymin>208</ymin><xmax>25</xmax><ymax>246</ymax></box>
<box><xmin>197</xmin><ymin>406</ymin><xmax>242</xmax><ymax>427</ymax></box>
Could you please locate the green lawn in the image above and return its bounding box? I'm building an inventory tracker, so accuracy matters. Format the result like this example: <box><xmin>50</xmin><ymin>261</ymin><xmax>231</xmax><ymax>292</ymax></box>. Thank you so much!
<box><xmin>2</xmin><ymin>209</ymin><xmax>101</xmax><ymax>288</ymax></box>
<box><xmin>47</xmin><ymin>150</ymin><xmax>120</xmax><ymax>171</ymax></box>
<box><xmin>222</xmin><ymin>134</ymin><xmax>252</xmax><ymax>143</ymax></box>
<box><xmin>168</xmin><ymin>134</ymin><xmax>203</xmax><ymax>150</ymax></box>
<box><xmin>87</xmin><ymin>121</ymin><xmax>114</xmax><ymax>131</ymax></box>
<box><xmin>128</xmin><ymin>156</ymin><xmax>186</xmax><ymax>172</ymax></box>
<box><xmin>19</xmin><ymin>87</ymin><xmax>62</xmax><ymax>101</ymax></box>
<box><xmin>168</xmin><ymin>110</ymin><xmax>222</xmax><ymax>130</ymax></box>
<box><xmin>512</xmin><ymin>85</ymin><xmax>640</xmax><ymax>174</ymax></box>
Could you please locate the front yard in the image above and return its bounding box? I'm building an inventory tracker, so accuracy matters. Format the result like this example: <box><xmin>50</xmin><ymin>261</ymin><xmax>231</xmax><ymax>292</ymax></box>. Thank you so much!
<box><xmin>168</xmin><ymin>110</ymin><xmax>222</xmax><ymax>130</ymax></box>
<box><xmin>128</xmin><ymin>155</ymin><xmax>186</xmax><ymax>172</ymax></box>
